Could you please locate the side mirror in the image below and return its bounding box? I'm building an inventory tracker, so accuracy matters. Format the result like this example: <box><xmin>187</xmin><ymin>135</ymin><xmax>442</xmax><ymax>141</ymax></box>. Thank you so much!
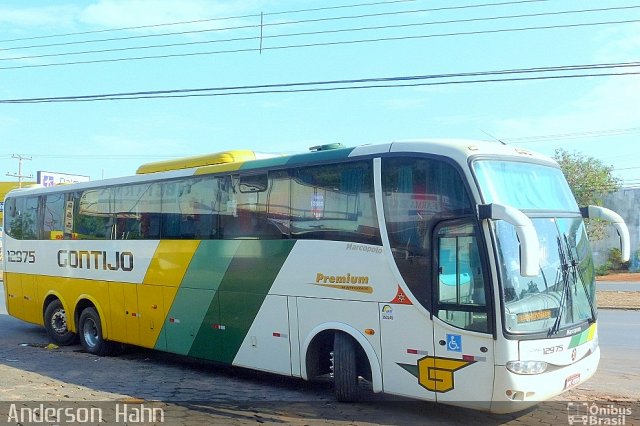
<box><xmin>580</xmin><ymin>205</ymin><xmax>631</xmax><ymax>261</ymax></box>
<box><xmin>478</xmin><ymin>203</ymin><xmax>540</xmax><ymax>277</ymax></box>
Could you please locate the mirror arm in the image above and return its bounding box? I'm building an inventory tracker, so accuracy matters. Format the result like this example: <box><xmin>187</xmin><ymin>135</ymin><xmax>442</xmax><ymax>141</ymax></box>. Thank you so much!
<box><xmin>580</xmin><ymin>205</ymin><xmax>630</xmax><ymax>261</ymax></box>
<box><xmin>479</xmin><ymin>203</ymin><xmax>540</xmax><ymax>277</ymax></box>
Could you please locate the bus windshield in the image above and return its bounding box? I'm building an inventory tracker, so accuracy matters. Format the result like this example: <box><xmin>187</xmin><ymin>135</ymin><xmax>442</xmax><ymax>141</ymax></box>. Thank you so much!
<box><xmin>473</xmin><ymin>159</ymin><xmax>595</xmax><ymax>335</ymax></box>
<box><xmin>494</xmin><ymin>217</ymin><xmax>596</xmax><ymax>335</ymax></box>
<box><xmin>473</xmin><ymin>159</ymin><xmax>578</xmax><ymax>212</ymax></box>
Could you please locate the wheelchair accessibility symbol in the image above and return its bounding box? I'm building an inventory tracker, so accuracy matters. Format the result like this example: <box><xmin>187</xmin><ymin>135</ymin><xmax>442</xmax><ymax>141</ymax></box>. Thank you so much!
<box><xmin>446</xmin><ymin>334</ymin><xmax>462</xmax><ymax>352</ymax></box>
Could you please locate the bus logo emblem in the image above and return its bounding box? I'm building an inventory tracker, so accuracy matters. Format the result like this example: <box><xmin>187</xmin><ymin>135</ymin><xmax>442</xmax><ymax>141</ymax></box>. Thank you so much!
<box><xmin>398</xmin><ymin>356</ymin><xmax>475</xmax><ymax>393</ymax></box>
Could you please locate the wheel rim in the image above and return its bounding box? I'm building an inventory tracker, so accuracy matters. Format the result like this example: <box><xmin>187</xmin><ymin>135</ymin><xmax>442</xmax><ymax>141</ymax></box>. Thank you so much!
<box><xmin>83</xmin><ymin>318</ymin><xmax>99</xmax><ymax>348</ymax></box>
<box><xmin>50</xmin><ymin>309</ymin><xmax>68</xmax><ymax>335</ymax></box>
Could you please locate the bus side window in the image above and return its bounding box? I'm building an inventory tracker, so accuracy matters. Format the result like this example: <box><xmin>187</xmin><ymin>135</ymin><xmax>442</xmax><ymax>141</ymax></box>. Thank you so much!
<box><xmin>222</xmin><ymin>173</ymin><xmax>280</xmax><ymax>239</ymax></box>
<box><xmin>161</xmin><ymin>177</ymin><xmax>217</xmax><ymax>239</ymax></box>
<box><xmin>381</xmin><ymin>157</ymin><xmax>474</xmax><ymax>310</ymax></box>
<box><xmin>435</xmin><ymin>221</ymin><xmax>490</xmax><ymax>333</ymax></box>
<box><xmin>290</xmin><ymin>161</ymin><xmax>380</xmax><ymax>244</ymax></box>
<box><xmin>139</xmin><ymin>213</ymin><xmax>161</xmax><ymax>239</ymax></box>
<box><xmin>73</xmin><ymin>188</ymin><xmax>113</xmax><ymax>239</ymax></box>
<box><xmin>225</xmin><ymin>173</ymin><xmax>279</xmax><ymax>239</ymax></box>
<box><xmin>5</xmin><ymin>198</ymin><xmax>21</xmax><ymax>239</ymax></box>
<box><xmin>266</xmin><ymin>170</ymin><xmax>291</xmax><ymax>237</ymax></box>
<box><xmin>19</xmin><ymin>196</ymin><xmax>41</xmax><ymax>240</ymax></box>
<box><xmin>44</xmin><ymin>193</ymin><xmax>66</xmax><ymax>239</ymax></box>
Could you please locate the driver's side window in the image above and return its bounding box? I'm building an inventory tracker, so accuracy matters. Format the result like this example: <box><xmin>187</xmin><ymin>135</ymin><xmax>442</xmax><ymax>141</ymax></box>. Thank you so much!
<box><xmin>435</xmin><ymin>221</ymin><xmax>491</xmax><ymax>333</ymax></box>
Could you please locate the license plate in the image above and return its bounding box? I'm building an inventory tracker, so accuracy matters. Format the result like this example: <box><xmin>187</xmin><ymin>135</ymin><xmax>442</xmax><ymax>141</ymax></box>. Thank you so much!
<box><xmin>564</xmin><ymin>373</ymin><xmax>580</xmax><ymax>389</ymax></box>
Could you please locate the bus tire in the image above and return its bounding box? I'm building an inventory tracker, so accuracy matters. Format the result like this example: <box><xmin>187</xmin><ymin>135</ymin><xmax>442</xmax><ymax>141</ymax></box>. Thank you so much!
<box><xmin>78</xmin><ymin>308</ymin><xmax>114</xmax><ymax>356</ymax></box>
<box><xmin>333</xmin><ymin>332</ymin><xmax>360</xmax><ymax>402</ymax></box>
<box><xmin>44</xmin><ymin>300</ymin><xmax>77</xmax><ymax>346</ymax></box>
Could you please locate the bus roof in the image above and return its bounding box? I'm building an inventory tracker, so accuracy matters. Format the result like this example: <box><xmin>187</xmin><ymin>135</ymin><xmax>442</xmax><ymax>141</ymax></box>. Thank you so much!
<box><xmin>4</xmin><ymin>139</ymin><xmax>557</xmax><ymax>199</ymax></box>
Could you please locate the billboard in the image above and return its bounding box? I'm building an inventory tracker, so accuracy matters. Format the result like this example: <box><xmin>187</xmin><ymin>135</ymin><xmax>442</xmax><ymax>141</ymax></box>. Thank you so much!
<box><xmin>37</xmin><ymin>171</ymin><xmax>90</xmax><ymax>187</ymax></box>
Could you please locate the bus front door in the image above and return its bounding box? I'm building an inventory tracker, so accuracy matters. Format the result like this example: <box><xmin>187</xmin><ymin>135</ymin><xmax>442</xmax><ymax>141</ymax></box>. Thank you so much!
<box><xmin>431</xmin><ymin>220</ymin><xmax>494</xmax><ymax>410</ymax></box>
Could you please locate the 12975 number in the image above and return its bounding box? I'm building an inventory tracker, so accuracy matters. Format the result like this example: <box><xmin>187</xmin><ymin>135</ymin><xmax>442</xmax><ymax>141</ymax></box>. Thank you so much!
<box><xmin>6</xmin><ymin>250</ymin><xmax>36</xmax><ymax>263</ymax></box>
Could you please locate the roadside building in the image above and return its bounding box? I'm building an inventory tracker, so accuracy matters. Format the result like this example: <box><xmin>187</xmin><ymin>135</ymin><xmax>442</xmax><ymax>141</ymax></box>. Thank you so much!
<box><xmin>594</xmin><ymin>188</ymin><xmax>640</xmax><ymax>271</ymax></box>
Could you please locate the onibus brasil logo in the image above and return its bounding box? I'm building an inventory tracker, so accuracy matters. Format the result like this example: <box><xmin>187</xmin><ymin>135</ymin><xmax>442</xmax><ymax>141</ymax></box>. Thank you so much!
<box><xmin>567</xmin><ymin>402</ymin><xmax>632</xmax><ymax>425</ymax></box>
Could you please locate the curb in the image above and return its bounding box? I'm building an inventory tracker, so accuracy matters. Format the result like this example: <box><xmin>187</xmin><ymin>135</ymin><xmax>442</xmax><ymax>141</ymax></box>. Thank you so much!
<box><xmin>598</xmin><ymin>306</ymin><xmax>640</xmax><ymax>311</ymax></box>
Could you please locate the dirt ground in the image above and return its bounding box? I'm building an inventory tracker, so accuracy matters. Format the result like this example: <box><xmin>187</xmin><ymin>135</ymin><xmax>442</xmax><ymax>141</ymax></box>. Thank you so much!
<box><xmin>597</xmin><ymin>291</ymin><xmax>640</xmax><ymax>309</ymax></box>
<box><xmin>596</xmin><ymin>272</ymin><xmax>640</xmax><ymax>282</ymax></box>
<box><xmin>596</xmin><ymin>272</ymin><xmax>640</xmax><ymax>310</ymax></box>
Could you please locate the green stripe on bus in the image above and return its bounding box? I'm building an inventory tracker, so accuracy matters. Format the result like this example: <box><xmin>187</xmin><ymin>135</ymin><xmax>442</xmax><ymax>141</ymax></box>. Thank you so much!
<box><xmin>187</xmin><ymin>240</ymin><xmax>296</xmax><ymax>363</ymax></box>
<box><xmin>157</xmin><ymin>287</ymin><xmax>216</xmax><ymax>354</ymax></box>
<box><xmin>285</xmin><ymin>147</ymin><xmax>354</xmax><ymax>166</ymax></box>
<box><xmin>568</xmin><ymin>333</ymin><xmax>583</xmax><ymax>349</ymax></box>
<box><xmin>568</xmin><ymin>325</ymin><xmax>594</xmax><ymax>349</ymax></box>
<box><xmin>237</xmin><ymin>147</ymin><xmax>355</xmax><ymax>172</ymax></box>
<box><xmin>181</xmin><ymin>240</ymin><xmax>242</xmax><ymax>290</ymax></box>
<box><xmin>157</xmin><ymin>241</ymin><xmax>242</xmax><ymax>354</ymax></box>
<box><xmin>238</xmin><ymin>156</ymin><xmax>290</xmax><ymax>171</ymax></box>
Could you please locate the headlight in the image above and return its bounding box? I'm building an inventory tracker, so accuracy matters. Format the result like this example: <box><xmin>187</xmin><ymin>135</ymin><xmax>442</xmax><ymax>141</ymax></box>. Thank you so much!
<box><xmin>506</xmin><ymin>360</ymin><xmax>548</xmax><ymax>375</ymax></box>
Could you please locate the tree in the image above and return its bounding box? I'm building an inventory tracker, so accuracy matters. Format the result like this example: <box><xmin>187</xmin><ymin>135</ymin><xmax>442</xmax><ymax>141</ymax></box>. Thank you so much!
<box><xmin>553</xmin><ymin>148</ymin><xmax>620</xmax><ymax>240</ymax></box>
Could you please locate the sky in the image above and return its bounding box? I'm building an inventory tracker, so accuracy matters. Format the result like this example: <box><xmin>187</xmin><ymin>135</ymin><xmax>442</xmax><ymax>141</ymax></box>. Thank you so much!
<box><xmin>0</xmin><ymin>0</ymin><xmax>639</xmax><ymax>190</ymax></box>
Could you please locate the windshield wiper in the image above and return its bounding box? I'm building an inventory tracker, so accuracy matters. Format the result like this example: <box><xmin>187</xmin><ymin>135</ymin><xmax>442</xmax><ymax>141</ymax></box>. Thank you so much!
<box><xmin>564</xmin><ymin>234</ymin><xmax>597</xmax><ymax>324</ymax></box>
<box><xmin>549</xmin><ymin>235</ymin><xmax>572</xmax><ymax>336</ymax></box>
<box><xmin>549</xmin><ymin>234</ymin><xmax>596</xmax><ymax>336</ymax></box>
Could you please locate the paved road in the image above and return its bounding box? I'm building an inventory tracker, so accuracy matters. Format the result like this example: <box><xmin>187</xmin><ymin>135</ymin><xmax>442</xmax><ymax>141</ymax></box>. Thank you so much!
<box><xmin>1</xmin><ymin>286</ymin><xmax>638</xmax><ymax>425</ymax></box>
<box><xmin>591</xmin><ymin>310</ymin><xmax>640</xmax><ymax>397</ymax></box>
<box><xmin>596</xmin><ymin>281</ymin><xmax>640</xmax><ymax>292</ymax></box>
<box><xmin>595</xmin><ymin>310</ymin><xmax>640</xmax><ymax>397</ymax></box>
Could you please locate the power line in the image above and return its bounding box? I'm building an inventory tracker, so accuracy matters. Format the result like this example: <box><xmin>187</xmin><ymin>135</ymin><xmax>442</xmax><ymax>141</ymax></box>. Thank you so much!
<box><xmin>263</xmin><ymin>18</ymin><xmax>640</xmax><ymax>53</ymax></box>
<box><xmin>3</xmin><ymin>18</ymin><xmax>640</xmax><ymax>71</ymax></box>
<box><xmin>614</xmin><ymin>166</ymin><xmax>640</xmax><ymax>171</ymax></box>
<box><xmin>0</xmin><ymin>35</ymin><xmax>261</xmax><ymax>62</ymax></box>
<box><xmin>502</xmin><ymin>127</ymin><xmax>640</xmax><ymax>144</ymax></box>
<box><xmin>2</xmin><ymin>62</ymin><xmax>640</xmax><ymax>103</ymax></box>
<box><xmin>6</xmin><ymin>154</ymin><xmax>33</xmax><ymax>188</ymax></box>
<box><xmin>28</xmin><ymin>73</ymin><xmax>640</xmax><ymax>101</ymax></box>
<box><xmin>3</xmin><ymin>5</ymin><xmax>638</xmax><ymax>63</ymax></box>
<box><xmin>0</xmin><ymin>0</ymin><xmax>419</xmax><ymax>43</ymax></box>
<box><xmin>3</xmin><ymin>61</ymin><xmax>639</xmax><ymax>101</ymax></box>
<box><xmin>570</xmin><ymin>178</ymin><xmax>640</xmax><ymax>189</ymax></box>
<box><xmin>579</xmin><ymin>187</ymin><xmax>640</xmax><ymax>194</ymax></box>
<box><xmin>0</xmin><ymin>0</ymin><xmax>557</xmax><ymax>52</ymax></box>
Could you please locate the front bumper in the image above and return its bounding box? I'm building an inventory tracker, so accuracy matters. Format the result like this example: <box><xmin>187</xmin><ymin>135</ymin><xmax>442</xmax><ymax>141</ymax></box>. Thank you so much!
<box><xmin>490</xmin><ymin>346</ymin><xmax>600</xmax><ymax>413</ymax></box>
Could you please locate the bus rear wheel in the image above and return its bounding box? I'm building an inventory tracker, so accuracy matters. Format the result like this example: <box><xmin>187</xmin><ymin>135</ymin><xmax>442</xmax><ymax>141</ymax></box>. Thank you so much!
<box><xmin>44</xmin><ymin>300</ymin><xmax>76</xmax><ymax>346</ymax></box>
<box><xmin>332</xmin><ymin>332</ymin><xmax>360</xmax><ymax>402</ymax></box>
<box><xmin>78</xmin><ymin>308</ymin><xmax>114</xmax><ymax>356</ymax></box>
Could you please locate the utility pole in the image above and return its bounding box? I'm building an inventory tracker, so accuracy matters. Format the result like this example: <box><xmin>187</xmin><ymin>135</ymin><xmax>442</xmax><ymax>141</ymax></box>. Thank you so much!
<box><xmin>6</xmin><ymin>154</ymin><xmax>33</xmax><ymax>188</ymax></box>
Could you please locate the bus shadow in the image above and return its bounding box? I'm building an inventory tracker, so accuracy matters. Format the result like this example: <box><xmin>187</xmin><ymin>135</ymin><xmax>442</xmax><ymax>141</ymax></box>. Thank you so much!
<box><xmin>0</xmin><ymin>315</ymin><xmax>545</xmax><ymax>425</ymax></box>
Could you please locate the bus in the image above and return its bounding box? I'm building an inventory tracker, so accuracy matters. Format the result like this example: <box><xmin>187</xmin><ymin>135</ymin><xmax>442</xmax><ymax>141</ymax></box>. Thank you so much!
<box><xmin>2</xmin><ymin>140</ymin><xmax>630</xmax><ymax>413</ymax></box>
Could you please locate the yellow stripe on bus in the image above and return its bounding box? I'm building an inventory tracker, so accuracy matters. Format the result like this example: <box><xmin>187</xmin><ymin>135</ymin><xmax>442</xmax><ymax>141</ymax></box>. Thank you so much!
<box><xmin>138</xmin><ymin>240</ymin><xmax>200</xmax><ymax>349</ymax></box>
<box><xmin>137</xmin><ymin>283</ymin><xmax>180</xmax><ymax>349</ymax></box>
<box><xmin>587</xmin><ymin>323</ymin><xmax>596</xmax><ymax>341</ymax></box>
<box><xmin>143</xmin><ymin>240</ymin><xmax>200</xmax><ymax>287</ymax></box>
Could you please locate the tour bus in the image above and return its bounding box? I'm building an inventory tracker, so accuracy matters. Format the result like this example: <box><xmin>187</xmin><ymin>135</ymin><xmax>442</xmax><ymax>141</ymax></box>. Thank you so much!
<box><xmin>2</xmin><ymin>140</ymin><xmax>630</xmax><ymax>413</ymax></box>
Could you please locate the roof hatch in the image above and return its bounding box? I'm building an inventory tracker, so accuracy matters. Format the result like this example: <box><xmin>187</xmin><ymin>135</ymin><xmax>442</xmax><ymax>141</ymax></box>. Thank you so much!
<box><xmin>136</xmin><ymin>150</ymin><xmax>256</xmax><ymax>174</ymax></box>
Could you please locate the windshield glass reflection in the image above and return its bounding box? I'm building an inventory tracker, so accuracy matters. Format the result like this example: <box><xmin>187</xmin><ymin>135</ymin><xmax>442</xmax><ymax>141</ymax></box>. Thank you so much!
<box><xmin>496</xmin><ymin>217</ymin><xmax>596</xmax><ymax>335</ymax></box>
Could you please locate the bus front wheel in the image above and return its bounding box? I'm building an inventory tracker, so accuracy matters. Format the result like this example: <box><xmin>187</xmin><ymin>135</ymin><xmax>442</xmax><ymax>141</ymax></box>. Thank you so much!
<box><xmin>44</xmin><ymin>300</ymin><xmax>77</xmax><ymax>346</ymax></box>
<box><xmin>78</xmin><ymin>308</ymin><xmax>114</xmax><ymax>356</ymax></box>
<box><xmin>332</xmin><ymin>332</ymin><xmax>360</xmax><ymax>402</ymax></box>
